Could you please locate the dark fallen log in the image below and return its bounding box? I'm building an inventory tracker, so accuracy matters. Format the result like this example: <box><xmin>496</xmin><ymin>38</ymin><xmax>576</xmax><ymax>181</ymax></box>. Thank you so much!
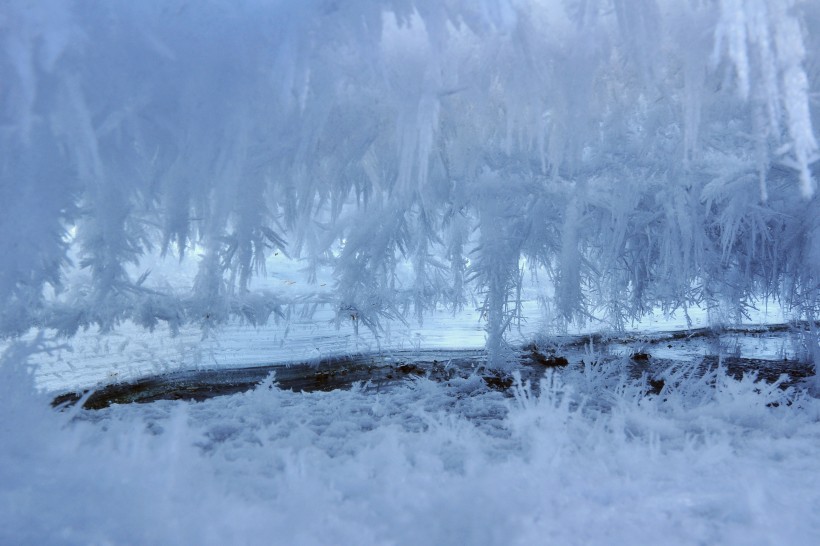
<box><xmin>532</xmin><ymin>321</ymin><xmax>819</xmax><ymax>351</ymax></box>
<box><xmin>52</xmin><ymin>342</ymin><xmax>815</xmax><ymax>410</ymax></box>
<box><xmin>626</xmin><ymin>355</ymin><xmax>814</xmax><ymax>396</ymax></box>
<box><xmin>51</xmin><ymin>350</ymin><xmax>485</xmax><ymax>410</ymax></box>
<box><xmin>702</xmin><ymin>355</ymin><xmax>814</xmax><ymax>384</ymax></box>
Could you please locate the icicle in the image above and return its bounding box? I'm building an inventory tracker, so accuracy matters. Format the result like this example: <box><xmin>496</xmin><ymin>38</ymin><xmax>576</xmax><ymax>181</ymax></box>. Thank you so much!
<box><xmin>713</xmin><ymin>0</ymin><xmax>751</xmax><ymax>99</ymax></box>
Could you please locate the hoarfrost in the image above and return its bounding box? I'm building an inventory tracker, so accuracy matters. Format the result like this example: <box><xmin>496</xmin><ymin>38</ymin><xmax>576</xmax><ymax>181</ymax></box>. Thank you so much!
<box><xmin>2</xmin><ymin>1</ymin><xmax>820</xmax><ymax>356</ymax></box>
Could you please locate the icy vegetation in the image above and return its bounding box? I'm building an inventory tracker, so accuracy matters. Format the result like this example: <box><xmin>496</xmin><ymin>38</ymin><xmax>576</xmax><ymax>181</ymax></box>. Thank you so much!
<box><xmin>3</xmin><ymin>1</ymin><xmax>820</xmax><ymax>543</ymax></box>
<box><xmin>3</xmin><ymin>0</ymin><xmax>820</xmax><ymax>351</ymax></box>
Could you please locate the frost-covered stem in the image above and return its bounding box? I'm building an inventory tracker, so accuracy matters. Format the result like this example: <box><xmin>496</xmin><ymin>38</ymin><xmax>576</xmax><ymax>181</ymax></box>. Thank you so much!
<box><xmin>475</xmin><ymin>175</ymin><xmax>527</xmax><ymax>366</ymax></box>
<box><xmin>485</xmin><ymin>267</ymin><xmax>506</xmax><ymax>365</ymax></box>
<box><xmin>557</xmin><ymin>195</ymin><xmax>582</xmax><ymax>322</ymax></box>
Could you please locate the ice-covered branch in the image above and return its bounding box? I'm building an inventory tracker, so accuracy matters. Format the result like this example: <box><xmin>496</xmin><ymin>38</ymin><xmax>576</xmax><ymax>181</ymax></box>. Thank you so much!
<box><xmin>2</xmin><ymin>0</ymin><xmax>819</xmax><ymax>356</ymax></box>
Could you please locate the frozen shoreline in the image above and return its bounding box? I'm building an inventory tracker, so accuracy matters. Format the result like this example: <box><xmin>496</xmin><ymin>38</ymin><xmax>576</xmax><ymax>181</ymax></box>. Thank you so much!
<box><xmin>20</xmin><ymin>297</ymin><xmax>795</xmax><ymax>394</ymax></box>
<box><xmin>50</xmin><ymin>321</ymin><xmax>816</xmax><ymax>410</ymax></box>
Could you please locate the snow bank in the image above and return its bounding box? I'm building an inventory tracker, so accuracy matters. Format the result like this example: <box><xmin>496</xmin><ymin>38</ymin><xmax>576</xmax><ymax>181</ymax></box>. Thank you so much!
<box><xmin>2</xmin><ymin>341</ymin><xmax>819</xmax><ymax>545</ymax></box>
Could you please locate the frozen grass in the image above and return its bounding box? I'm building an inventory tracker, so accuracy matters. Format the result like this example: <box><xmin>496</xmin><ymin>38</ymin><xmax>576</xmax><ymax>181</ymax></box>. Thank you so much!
<box><xmin>2</xmin><ymin>341</ymin><xmax>820</xmax><ymax>545</ymax></box>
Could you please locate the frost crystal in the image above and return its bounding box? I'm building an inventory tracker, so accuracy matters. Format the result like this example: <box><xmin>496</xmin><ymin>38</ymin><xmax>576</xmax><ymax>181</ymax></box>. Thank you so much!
<box><xmin>1</xmin><ymin>0</ymin><xmax>819</xmax><ymax>355</ymax></box>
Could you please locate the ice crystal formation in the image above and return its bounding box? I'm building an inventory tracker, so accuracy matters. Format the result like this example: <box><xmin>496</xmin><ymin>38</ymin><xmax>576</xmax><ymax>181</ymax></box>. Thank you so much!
<box><xmin>2</xmin><ymin>1</ymin><xmax>819</xmax><ymax>357</ymax></box>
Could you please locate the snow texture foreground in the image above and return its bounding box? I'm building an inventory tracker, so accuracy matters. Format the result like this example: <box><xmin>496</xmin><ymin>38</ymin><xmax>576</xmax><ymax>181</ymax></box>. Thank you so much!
<box><xmin>2</xmin><ymin>343</ymin><xmax>820</xmax><ymax>545</ymax></box>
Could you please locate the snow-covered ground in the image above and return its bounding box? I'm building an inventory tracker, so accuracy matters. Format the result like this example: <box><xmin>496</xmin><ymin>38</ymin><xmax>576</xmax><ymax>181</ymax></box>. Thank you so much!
<box><xmin>2</xmin><ymin>339</ymin><xmax>819</xmax><ymax>545</ymax></box>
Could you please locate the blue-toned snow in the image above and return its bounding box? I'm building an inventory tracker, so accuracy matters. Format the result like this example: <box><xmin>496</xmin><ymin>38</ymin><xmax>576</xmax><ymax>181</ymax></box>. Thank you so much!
<box><xmin>2</xmin><ymin>341</ymin><xmax>820</xmax><ymax>545</ymax></box>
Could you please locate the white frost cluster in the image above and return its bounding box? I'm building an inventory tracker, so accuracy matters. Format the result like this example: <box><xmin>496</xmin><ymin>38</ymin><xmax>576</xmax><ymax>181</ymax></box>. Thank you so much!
<box><xmin>713</xmin><ymin>0</ymin><xmax>818</xmax><ymax>197</ymax></box>
<box><xmin>1</xmin><ymin>0</ymin><xmax>819</xmax><ymax>354</ymax></box>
